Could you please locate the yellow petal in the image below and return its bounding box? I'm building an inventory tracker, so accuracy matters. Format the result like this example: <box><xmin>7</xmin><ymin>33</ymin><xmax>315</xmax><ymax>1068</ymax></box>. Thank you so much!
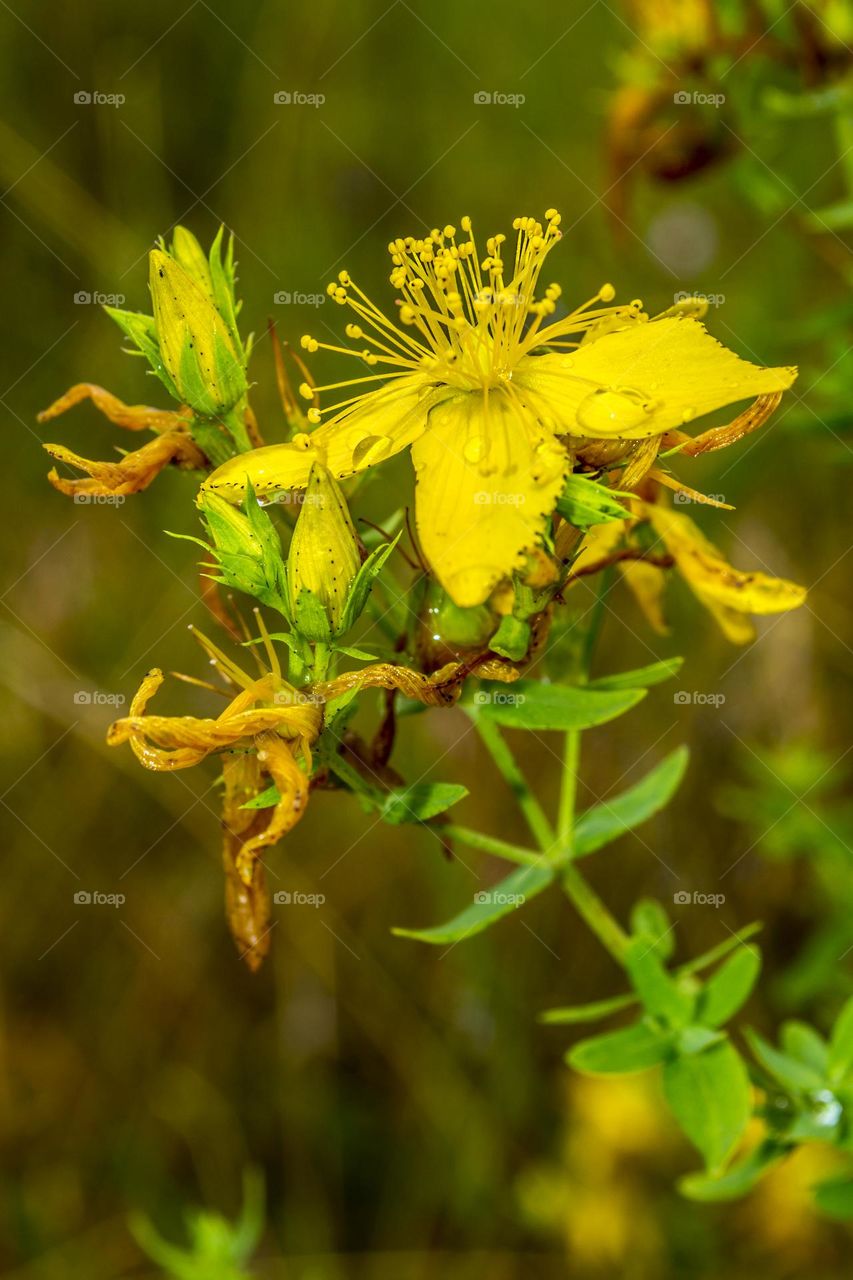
<box><xmin>516</xmin><ymin>316</ymin><xmax>796</xmax><ymax>440</ymax></box>
<box><xmin>412</xmin><ymin>390</ymin><xmax>568</xmax><ymax>607</ymax></box>
<box><xmin>645</xmin><ymin>504</ymin><xmax>806</xmax><ymax>616</ymax></box>
<box><xmin>619</xmin><ymin>560</ymin><xmax>670</xmax><ymax>635</ymax></box>
<box><xmin>45</xmin><ymin>431</ymin><xmax>204</xmax><ymax>497</ymax></box>
<box><xmin>201</xmin><ymin>377</ymin><xmax>439</xmax><ymax>504</ymax></box>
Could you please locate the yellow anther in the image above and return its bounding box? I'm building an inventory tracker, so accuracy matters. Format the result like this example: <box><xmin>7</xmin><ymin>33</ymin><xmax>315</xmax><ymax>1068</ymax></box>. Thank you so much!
<box><xmin>599</xmin><ymin>283</ymin><xmax>616</xmax><ymax>302</ymax></box>
<box><xmin>307</xmin><ymin>408</ymin><xmax>322</xmax><ymax>424</ymax></box>
<box><xmin>298</xmin><ymin>382</ymin><xmax>314</xmax><ymax>400</ymax></box>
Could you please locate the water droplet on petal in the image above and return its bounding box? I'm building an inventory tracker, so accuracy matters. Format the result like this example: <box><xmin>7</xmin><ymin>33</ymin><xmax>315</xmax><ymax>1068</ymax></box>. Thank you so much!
<box><xmin>575</xmin><ymin>386</ymin><xmax>656</xmax><ymax>435</ymax></box>
<box><xmin>464</xmin><ymin>435</ymin><xmax>487</xmax><ymax>464</ymax></box>
<box><xmin>352</xmin><ymin>434</ymin><xmax>393</xmax><ymax>468</ymax></box>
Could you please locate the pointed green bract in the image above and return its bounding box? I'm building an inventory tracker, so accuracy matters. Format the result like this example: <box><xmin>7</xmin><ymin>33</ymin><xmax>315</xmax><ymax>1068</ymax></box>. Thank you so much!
<box><xmin>569</xmin><ymin>1020</ymin><xmax>671</xmax><ymax>1075</ymax></box>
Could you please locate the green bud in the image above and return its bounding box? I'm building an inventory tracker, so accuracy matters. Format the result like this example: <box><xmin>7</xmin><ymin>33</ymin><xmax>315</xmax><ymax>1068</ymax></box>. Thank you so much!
<box><xmin>197</xmin><ymin>486</ymin><xmax>287</xmax><ymax>614</ymax></box>
<box><xmin>149</xmin><ymin>248</ymin><xmax>247</xmax><ymax>417</ymax></box>
<box><xmin>169</xmin><ymin>226</ymin><xmax>215</xmax><ymax>300</ymax></box>
<box><xmin>287</xmin><ymin>464</ymin><xmax>360</xmax><ymax>637</ymax></box>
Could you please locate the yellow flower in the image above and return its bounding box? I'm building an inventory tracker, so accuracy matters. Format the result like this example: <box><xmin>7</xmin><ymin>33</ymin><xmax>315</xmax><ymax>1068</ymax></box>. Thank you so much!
<box><xmin>202</xmin><ymin>211</ymin><xmax>794</xmax><ymax>609</ymax></box>
<box><xmin>201</xmin><ymin>210</ymin><xmax>795</xmax><ymax>608</ymax></box>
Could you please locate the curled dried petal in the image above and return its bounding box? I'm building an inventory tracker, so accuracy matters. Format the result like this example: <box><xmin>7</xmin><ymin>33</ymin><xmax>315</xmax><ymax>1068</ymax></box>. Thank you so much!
<box><xmin>45</xmin><ymin>431</ymin><xmax>204</xmax><ymax>497</ymax></box>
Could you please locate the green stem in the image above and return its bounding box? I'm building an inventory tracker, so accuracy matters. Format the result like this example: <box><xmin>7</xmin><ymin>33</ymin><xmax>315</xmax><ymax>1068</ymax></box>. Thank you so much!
<box><xmin>561</xmin><ymin>862</ymin><xmax>629</xmax><ymax>962</ymax></box>
<box><xmin>557</xmin><ymin>729</ymin><xmax>580</xmax><ymax>847</ymax></box>
<box><xmin>473</xmin><ymin>715</ymin><xmax>555</xmax><ymax>850</ymax></box>
<box><xmin>439</xmin><ymin>824</ymin><xmax>544</xmax><ymax>868</ymax></box>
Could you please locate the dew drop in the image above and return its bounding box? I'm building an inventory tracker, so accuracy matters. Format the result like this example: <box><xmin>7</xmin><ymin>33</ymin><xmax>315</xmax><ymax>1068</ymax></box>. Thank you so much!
<box><xmin>463</xmin><ymin>435</ymin><xmax>487</xmax><ymax>464</ymax></box>
<box><xmin>575</xmin><ymin>386</ymin><xmax>656</xmax><ymax>435</ymax></box>
<box><xmin>352</xmin><ymin>434</ymin><xmax>393</xmax><ymax>468</ymax></box>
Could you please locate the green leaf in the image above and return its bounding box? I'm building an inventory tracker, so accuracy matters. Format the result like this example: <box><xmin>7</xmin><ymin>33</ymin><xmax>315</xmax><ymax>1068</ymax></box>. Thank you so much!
<box><xmin>380</xmin><ymin>783</ymin><xmax>468</xmax><ymax>825</ymax></box>
<box><xmin>630</xmin><ymin>898</ymin><xmax>675</xmax><ymax>960</ymax></box>
<box><xmin>476</xmin><ymin>679</ymin><xmax>645</xmax><ymax>732</ymax></box>
<box><xmin>539</xmin><ymin>993</ymin><xmax>635</xmax><ymax>1025</ymax></box>
<box><xmin>745</xmin><ymin>1028</ymin><xmax>825</xmax><ymax>1092</ymax></box>
<box><xmin>828</xmin><ymin>997</ymin><xmax>853</xmax><ymax>1084</ymax></box>
<box><xmin>663</xmin><ymin>1039</ymin><xmax>751</xmax><ymax>1171</ymax></box>
<box><xmin>490</xmin><ymin>615</ymin><xmax>531</xmax><ymax>661</ymax></box>
<box><xmin>392</xmin><ymin>864</ymin><xmax>553</xmax><ymax>945</ymax></box>
<box><xmin>587</xmin><ymin>657</ymin><xmax>684</xmax><ymax>690</ymax></box>
<box><xmin>568</xmin><ymin>1019</ymin><xmax>670</xmax><ymax>1075</ymax></box>
<box><xmin>573</xmin><ymin>747</ymin><xmax>689</xmax><ymax>857</ymax></box>
<box><xmin>241</xmin><ymin>784</ymin><xmax>279</xmax><ymax>811</ymax></box>
<box><xmin>333</xmin><ymin>644</ymin><xmax>379</xmax><ymax>662</ymax></box>
<box><xmin>781</xmin><ymin>1021</ymin><xmax>829</xmax><ymax>1076</ymax></box>
<box><xmin>698</xmin><ymin>945</ymin><xmax>761</xmax><ymax>1028</ymax></box>
<box><xmin>341</xmin><ymin>534</ymin><xmax>400</xmax><ymax>631</ymax></box>
<box><xmin>677</xmin><ymin>1025</ymin><xmax>726</xmax><ymax>1055</ymax></box>
<box><xmin>812</xmin><ymin>1175</ymin><xmax>853</xmax><ymax>1220</ymax></box>
<box><xmin>625</xmin><ymin>937</ymin><xmax>695</xmax><ymax>1027</ymax></box>
<box><xmin>680</xmin><ymin>1139</ymin><xmax>789</xmax><ymax>1201</ymax></box>
<box><xmin>557</xmin><ymin>475</ymin><xmax>629</xmax><ymax>530</ymax></box>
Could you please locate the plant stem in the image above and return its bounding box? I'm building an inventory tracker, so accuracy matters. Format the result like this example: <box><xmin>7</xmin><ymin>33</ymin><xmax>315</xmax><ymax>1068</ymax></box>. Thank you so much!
<box><xmin>561</xmin><ymin>862</ymin><xmax>629</xmax><ymax>962</ymax></box>
<box><xmin>473</xmin><ymin>715</ymin><xmax>555</xmax><ymax>850</ymax></box>
<box><xmin>557</xmin><ymin>729</ymin><xmax>580</xmax><ymax>847</ymax></box>
<box><xmin>473</xmin><ymin>709</ymin><xmax>629</xmax><ymax>964</ymax></box>
<box><xmin>439</xmin><ymin>823</ymin><xmax>544</xmax><ymax>868</ymax></box>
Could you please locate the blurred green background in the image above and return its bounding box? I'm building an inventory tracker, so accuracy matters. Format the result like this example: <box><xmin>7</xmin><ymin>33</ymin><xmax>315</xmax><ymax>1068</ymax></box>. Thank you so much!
<box><xmin>1</xmin><ymin>1</ymin><xmax>851</xmax><ymax>1276</ymax></box>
